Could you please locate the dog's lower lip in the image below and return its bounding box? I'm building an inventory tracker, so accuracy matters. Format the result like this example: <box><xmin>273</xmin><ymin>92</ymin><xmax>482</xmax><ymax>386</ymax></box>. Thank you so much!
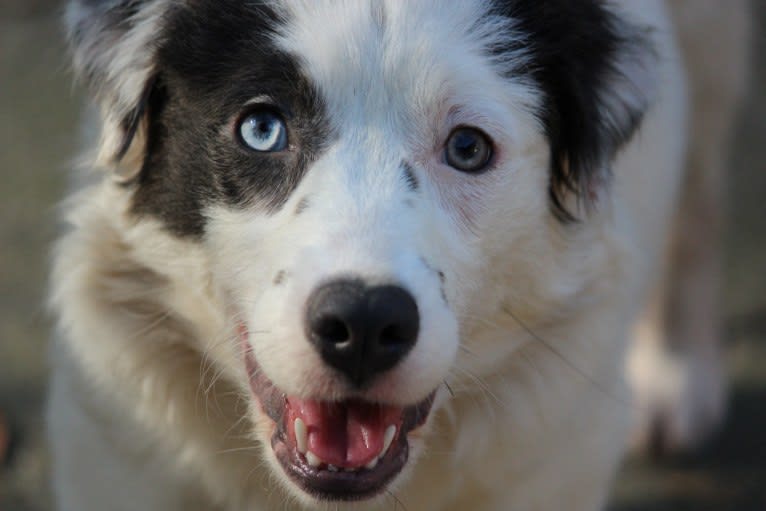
<box><xmin>241</xmin><ymin>326</ymin><xmax>435</xmax><ymax>500</ymax></box>
<box><xmin>271</xmin><ymin>425</ymin><xmax>409</xmax><ymax>501</ymax></box>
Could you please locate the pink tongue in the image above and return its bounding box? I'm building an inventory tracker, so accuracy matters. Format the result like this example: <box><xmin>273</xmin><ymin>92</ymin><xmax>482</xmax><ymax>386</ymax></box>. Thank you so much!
<box><xmin>287</xmin><ymin>397</ymin><xmax>402</xmax><ymax>468</ymax></box>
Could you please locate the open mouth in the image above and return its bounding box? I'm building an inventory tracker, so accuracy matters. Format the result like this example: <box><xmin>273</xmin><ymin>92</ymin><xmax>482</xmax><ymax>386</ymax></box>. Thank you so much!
<box><xmin>241</xmin><ymin>327</ymin><xmax>435</xmax><ymax>501</ymax></box>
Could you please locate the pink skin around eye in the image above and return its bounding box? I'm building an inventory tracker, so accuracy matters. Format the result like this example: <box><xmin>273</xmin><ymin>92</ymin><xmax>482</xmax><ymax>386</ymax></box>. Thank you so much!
<box><xmin>412</xmin><ymin>104</ymin><xmax>506</xmax><ymax>233</ymax></box>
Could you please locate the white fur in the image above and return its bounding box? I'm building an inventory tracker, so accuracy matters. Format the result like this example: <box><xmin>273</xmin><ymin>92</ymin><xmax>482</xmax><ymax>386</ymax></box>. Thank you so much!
<box><xmin>48</xmin><ymin>1</ymin><xmax>726</xmax><ymax>509</ymax></box>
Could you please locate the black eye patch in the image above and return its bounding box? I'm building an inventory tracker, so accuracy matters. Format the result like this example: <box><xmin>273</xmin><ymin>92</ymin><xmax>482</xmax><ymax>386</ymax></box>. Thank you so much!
<box><xmin>128</xmin><ymin>1</ymin><xmax>333</xmax><ymax>238</ymax></box>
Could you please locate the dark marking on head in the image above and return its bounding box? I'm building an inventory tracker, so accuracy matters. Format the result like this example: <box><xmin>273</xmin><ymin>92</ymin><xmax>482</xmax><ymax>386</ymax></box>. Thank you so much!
<box><xmin>437</xmin><ymin>270</ymin><xmax>447</xmax><ymax>304</ymax></box>
<box><xmin>83</xmin><ymin>1</ymin><xmax>335</xmax><ymax>237</ymax></box>
<box><xmin>294</xmin><ymin>197</ymin><xmax>310</xmax><ymax>215</ymax></box>
<box><xmin>371</xmin><ymin>2</ymin><xmax>387</xmax><ymax>32</ymax></box>
<box><xmin>401</xmin><ymin>161</ymin><xmax>419</xmax><ymax>192</ymax></box>
<box><xmin>490</xmin><ymin>0</ymin><xmax>654</xmax><ymax>221</ymax></box>
<box><xmin>273</xmin><ymin>270</ymin><xmax>287</xmax><ymax>286</ymax></box>
<box><xmin>420</xmin><ymin>257</ymin><xmax>448</xmax><ymax>306</ymax></box>
<box><xmin>403</xmin><ymin>198</ymin><xmax>415</xmax><ymax>208</ymax></box>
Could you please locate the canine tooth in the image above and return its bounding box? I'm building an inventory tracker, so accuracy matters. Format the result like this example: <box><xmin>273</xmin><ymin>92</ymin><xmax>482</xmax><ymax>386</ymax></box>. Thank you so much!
<box><xmin>365</xmin><ymin>456</ymin><xmax>379</xmax><ymax>470</ymax></box>
<box><xmin>294</xmin><ymin>418</ymin><xmax>307</xmax><ymax>454</ymax></box>
<box><xmin>382</xmin><ymin>425</ymin><xmax>396</xmax><ymax>455</ymax></box>
<box><xmin>327</xmin><ymin>464</ymin><xmax>339</xmax><ymax>472</ymax></box>
<box><xmin>306</xmin><ymin>451</ymin><xmax>322</xmax><ymax>468</ymax></box>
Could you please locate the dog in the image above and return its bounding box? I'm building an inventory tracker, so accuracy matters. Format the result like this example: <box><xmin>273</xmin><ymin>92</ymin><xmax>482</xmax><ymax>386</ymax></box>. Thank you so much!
<box><xmin>48</xmin><ymin>1</ymin><xmax>750</xmax><ymax>509</ymax></box>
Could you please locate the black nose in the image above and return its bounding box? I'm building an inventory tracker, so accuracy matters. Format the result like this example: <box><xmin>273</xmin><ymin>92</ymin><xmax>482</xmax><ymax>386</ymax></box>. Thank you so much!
<box><xmin>305</xmin><ymin>279</ymin><xmax>419</xmax><ymax>388</ymax></box>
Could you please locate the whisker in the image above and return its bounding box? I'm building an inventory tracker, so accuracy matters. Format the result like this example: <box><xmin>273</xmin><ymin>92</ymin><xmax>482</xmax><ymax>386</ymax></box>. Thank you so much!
<box><xmin>385</xmin><ymin>489</ymin><xmax>410</xmax><ymax>511</ymax></box>
<box><xmin>216</xmin><ymin>445</ymin><xmax>260</xmax><ymax>456</ymax></box>
<box><xmin>442</xmin><ymin>380</ymin><xmax>455</xmax><ymax>398</ymax></box>
<box><xmin>501</xmin><ymin>304</ymin><xmax>632</xmax><ymax>408</ymax></box>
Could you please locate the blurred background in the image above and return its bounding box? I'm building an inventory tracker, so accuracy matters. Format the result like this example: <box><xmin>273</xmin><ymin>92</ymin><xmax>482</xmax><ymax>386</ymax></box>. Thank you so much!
<box><xmin>0</xmin><ymin>2</ymin><xmax>763</xmax><ymax>510</ymax></box>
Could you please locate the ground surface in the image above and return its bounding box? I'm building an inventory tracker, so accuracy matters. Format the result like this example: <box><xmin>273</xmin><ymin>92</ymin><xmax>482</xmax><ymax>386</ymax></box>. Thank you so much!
<box><xmin>1</xmin><ymin>5</ymin><xmax>764</xmax><ymax>511</ymax></box>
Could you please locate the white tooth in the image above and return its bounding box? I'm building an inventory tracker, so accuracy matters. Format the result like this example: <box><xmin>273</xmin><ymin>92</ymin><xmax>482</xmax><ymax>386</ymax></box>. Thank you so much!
<box><xmin>382</xmin><ymin>425</ymin><xmax>396</xmax><ymax>455</ymax></box>
<box><xmin>327</xmin><ymin>464</ymin><xmax>339</xmax><ymax>472</ymax></box>
<box><xmin>294</xmin><ymin>418</ymin><xmax>307</xmax><ymax>454</ymax></box>
<box><xmin>306</xmin><ymin>450</ymin><xmax>322</xmax><ymax>468</ymax></box>
<box><xmin>344</xmin><ymin>467</ymin><xmax>355</xmax><ymax>472</ymax></box>
<box><xmin>365</xmin><ymin>456</ymin><xmax>379</xmax><ymax>470</ymax></box>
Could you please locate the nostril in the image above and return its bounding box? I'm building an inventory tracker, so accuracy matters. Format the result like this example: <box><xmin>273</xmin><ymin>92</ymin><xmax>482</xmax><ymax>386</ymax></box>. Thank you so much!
<box><xmin>315</xmin><ymin>316</ymin><xmax>350</xmax><ymax>345</ymax></box>
<box><xmin>371</xmin><ymin>286</ymin><xmax>419</xmax><ymax>351</ymax></box>
<box><xmin>379</xmin><ymin>324</ymin><xmax>407</xmax><ymax>347</ymax></box>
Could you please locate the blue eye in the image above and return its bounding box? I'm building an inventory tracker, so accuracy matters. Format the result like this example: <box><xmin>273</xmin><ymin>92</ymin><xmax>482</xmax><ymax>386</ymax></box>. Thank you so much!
<box><xmin>238</xmin><ymin>109</ymin><xmax>288</xmax><ymax>152</ymax></box>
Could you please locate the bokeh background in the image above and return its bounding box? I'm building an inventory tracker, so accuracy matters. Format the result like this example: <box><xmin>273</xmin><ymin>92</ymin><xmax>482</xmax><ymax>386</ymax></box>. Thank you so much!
<box><xmin>0</xmin><ymin>2</ymin><xmax>763</xmax><ymax>510</ymax></box>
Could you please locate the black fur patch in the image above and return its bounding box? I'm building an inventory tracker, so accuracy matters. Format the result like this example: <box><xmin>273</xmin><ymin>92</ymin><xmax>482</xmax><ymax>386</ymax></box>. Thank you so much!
<box><xmin>127</xmin><ymin>1</ymin><xmax>332</xmax><ymax>237</ymax></box>
<box><xmin>491</xmin><ymin>0</ymin><xmax>652</xmax><ymax>220</ymax></box>
<box><xmin>294</xmin><ymin>197</ymin><xmax>310</xmax><ymax>215</ymax></box>
<box><xmin>401</xmin><ymin>161</ymin><xmax>419</xmax><ymax>191</ymax></box>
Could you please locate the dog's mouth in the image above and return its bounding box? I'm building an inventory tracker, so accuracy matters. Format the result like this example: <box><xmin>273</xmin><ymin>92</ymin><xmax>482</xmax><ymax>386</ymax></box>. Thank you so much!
<box><xmin>240</xmin><ymin>326</ymin><xmax>435</xmax><ymax>501</ymax></box>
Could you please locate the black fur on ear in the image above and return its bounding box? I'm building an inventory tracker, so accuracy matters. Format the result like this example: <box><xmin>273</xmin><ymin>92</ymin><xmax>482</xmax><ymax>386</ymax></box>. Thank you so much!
<box><xmin>493</xmin><ymin>0</ymin><xmax>657</xmax><ymax>220</ymax></box>
<box><xmin>114</xmin><ymin>75</ymin><xmax>155</xmax><ymax>162</ymax></box>
<box><xmin>66</xmin><ymin>0</ymin><xmax>170</xmax><ymax>179</ymax></box>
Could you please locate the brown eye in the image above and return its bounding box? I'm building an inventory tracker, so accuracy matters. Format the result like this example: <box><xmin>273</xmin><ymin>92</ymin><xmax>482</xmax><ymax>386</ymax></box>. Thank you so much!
<box><xmin>445</xmin><ymin>127</ymin><xmax>493</xmax><ymax>173</ymax></box>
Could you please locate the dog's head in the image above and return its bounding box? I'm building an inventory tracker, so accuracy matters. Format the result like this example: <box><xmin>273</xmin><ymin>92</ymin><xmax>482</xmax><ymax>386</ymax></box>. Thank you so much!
<box><xmin>67</xmin><ymin>0</ymin><xmax>655</xmax><ymax>505</ymax></box>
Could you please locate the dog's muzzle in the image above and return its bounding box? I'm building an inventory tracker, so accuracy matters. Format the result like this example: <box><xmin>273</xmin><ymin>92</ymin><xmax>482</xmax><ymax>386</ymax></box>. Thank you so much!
<box><xmin>241</xmin><ymin>277</ymin><xmax>436</xmax><ymax>501</ymax></box>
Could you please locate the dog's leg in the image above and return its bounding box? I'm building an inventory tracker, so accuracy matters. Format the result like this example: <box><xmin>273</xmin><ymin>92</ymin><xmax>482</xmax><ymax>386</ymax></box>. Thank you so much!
<box><xmin>628</xmin><ymin>0</ymin><xmax>751</xmax><ymax>453</ymax></box>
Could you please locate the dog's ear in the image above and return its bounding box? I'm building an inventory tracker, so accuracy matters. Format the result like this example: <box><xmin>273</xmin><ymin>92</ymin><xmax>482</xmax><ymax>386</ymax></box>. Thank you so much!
<box><xmin>499</xmin><ymin>2</ymin><xmax>657</xmax><ymax>220</ymax></box>
<box><xmin>66</xmin><ymin>0</ymin><xmax>168</xmax><ymax>181</ymax></box>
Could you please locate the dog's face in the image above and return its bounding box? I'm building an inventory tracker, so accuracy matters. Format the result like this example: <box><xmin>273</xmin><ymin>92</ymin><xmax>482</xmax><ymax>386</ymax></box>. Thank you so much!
<box><xmin>67</xmin><ymin>0</ymin><xmax>654</xmax><ymax>505</ymax></box>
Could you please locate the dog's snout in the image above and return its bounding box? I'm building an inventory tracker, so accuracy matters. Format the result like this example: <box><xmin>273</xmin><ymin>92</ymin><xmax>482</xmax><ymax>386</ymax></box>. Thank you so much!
<box><xmin>305</xmin><ymin>279</ymin><xmax>419</xmax><ymax>388</ymax></box>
